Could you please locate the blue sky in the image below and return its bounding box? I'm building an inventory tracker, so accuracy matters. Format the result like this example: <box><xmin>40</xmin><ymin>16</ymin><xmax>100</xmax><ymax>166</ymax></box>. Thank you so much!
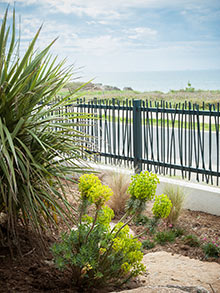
<box><xmin>0</xmin><ymin>0</ymin><xmax>220</xmax><ymax>79</ymax></box>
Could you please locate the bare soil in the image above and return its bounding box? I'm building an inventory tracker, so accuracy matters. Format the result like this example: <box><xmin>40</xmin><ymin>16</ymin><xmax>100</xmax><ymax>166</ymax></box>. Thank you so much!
<box><xmin>0</xmin><ymin>182</ymin><xmax>219</xmax><ymax>293</ymax></box>
<box><xmin>130</xmin><ymin>209</ymin><xmax>220</xmax><ymax>264</ymax></box>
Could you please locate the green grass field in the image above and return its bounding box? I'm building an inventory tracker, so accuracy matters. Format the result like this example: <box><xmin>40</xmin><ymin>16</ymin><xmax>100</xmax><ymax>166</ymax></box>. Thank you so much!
<box><xmin>60</xmin><ymin>82</ymin><xmax>220</xmax><ymax>109</ymax></box>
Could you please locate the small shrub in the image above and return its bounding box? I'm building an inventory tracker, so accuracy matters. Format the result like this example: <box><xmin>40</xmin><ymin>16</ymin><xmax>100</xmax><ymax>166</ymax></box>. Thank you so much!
<box><xmin>52</xmin><ymin>172</ymin><xmax>171</xmax><ymax>290</ymax></box>
<box><xmin>202</xmin><ymin>239</ymin><xmax>220</xmax><ymax>258</ymax></box>
<box><xmin>182</xmin><ymin>234</ymin><xmax>200</xmax><ymax>247</ymax></box>
<box><xmin>154</xmin><ymin>230</ymin><xmax>176</xmax><ymax>245</ymax></box>
<box><xmin>142</xmin><ymin>239</ymin><xmax>156</xmax><ymax>250</ymax></box>
<box><xmin>52</xmin><ymin>174</ymin><xmax>146</xmax><ymax>290</ymax></box>
<box><xmin>172</xmin><ymin>227</ymin><xmax>185</xmax><ymax>237</ymax></box>
<box><xmin>128</xmin><ymin>171</ymin><xmax>159</xmax><ymax>201</ymax></box>
<box><xmin>127</xmin><ymin>171</ymin><xmax>160</xmax><ymax>216</ymax></box>
<box><xmin>134</xmin><ymin>214</ymin><xmax>149</xmax><ymax>226</ymax></box>
<box><xmin>163</xmin><ymin>184</ymin><xmax>185</xmax><ymax>225</ymax></box>
<box><xmin>103</xmin><ymin>171</ymin><xmax>131</xmax><ymax>215</ymax></box>
<box><xmin>152</xmin><ymin>194</ymin><xmax>173</xmax><ymax>219</ymax></box>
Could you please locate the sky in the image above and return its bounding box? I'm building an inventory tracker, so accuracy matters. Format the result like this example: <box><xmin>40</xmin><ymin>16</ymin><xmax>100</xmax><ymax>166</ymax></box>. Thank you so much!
<box><xmin>0</xmin><ymin>0</ymin><xmax>220</xmax><ymax>81</ymax></box>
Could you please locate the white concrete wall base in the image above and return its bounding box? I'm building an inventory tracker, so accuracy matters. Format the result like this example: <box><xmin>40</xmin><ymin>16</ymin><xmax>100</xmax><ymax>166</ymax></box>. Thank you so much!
<box><xmin>156</xmin><ymin>176</ymin><xmax>220</xmax><ymax>216</ymax></box>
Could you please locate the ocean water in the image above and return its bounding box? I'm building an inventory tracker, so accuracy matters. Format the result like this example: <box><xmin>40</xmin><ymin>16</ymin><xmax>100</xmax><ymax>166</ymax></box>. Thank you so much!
<box><xmin>85</xmin><ymin>69</ymin><xmax>220</xmax><ymax>93</ymax></box>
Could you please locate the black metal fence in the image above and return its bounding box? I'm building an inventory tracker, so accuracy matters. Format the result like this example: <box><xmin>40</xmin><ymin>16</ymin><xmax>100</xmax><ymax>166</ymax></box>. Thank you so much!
<box><xmin>76</xmin><ymin>98</ymin><xmax>220</xmax><ymax>186</ymax></box>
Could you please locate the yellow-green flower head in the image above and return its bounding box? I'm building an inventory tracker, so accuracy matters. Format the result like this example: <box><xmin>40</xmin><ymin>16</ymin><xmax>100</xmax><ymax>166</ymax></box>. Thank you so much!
<box><xmin>112</xmin><ymin>222</ymin><xmax>130</xmax><ymax>238</ymax></box>
<box><xmin>127</xmin><ymin>250</ymin><xmax>143</xmax><ymax>264</ymax></box>
<box><xmin>78</xmin><ymin>174</ymin><xmax>101</xmax><ymax>198</ymax></box>
<box><xmin>113</xmin><ymin>237</ymin><xmax>126</xmax><ymax>252</ymax></box>
<box><xmin>97</xmin><ymin>205</ymin><xmax>114</xmax><ymax>227</ymax></box>
<box><xmin>152</xmin><ymin>194</ymin><xmax>172</xmax><ymax>219</ymax></box>
<box><xmin>88</xmin><ymin>184</ymin><xmax>113</xmax><ymax>207</ymax></box>
<box><xmin>128</xmin><ymin>171</ymin><xmax>159</xmax><ymax>201</ymax></box>
<box><xmin>131</xmin><ymin>262</ymin><xmax>146</xmax><ymax>277</ymax></box>
<box><xmin>81</xmin><ymin>214</ymin><xmax>93</xmax><ymax>224</ymax></box>
<box><xmin>99</xmin><ymin>248</ymin><xmax>106</xmax><ymax>255</ymax></box>
<box><xmin>121</xmin><ymin>262</ymin><xmax>131</xmax><ymax>274</ymax></box>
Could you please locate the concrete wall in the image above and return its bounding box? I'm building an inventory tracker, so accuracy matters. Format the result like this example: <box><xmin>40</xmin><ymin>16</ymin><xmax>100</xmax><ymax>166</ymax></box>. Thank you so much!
<box><xmin>156</xmin><ymin>176</ymin><xmax>220</xmax><ymax>216</ymax></box>
<box><xmin>88</xmin><ymin>163</ymin><xmax>220</xmax><ymax>216</ymax></box>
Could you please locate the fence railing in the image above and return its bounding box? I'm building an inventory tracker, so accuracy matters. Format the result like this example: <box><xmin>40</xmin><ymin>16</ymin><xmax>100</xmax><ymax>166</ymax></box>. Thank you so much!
<box><xmin>75</xmin><ymin>98</ymin><xmax>220</xmax><ymax>186</ymax></box>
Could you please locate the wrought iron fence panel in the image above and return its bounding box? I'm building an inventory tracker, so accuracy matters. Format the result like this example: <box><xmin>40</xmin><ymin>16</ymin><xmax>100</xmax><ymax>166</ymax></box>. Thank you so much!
<box><xmin>75</xmin><ymin>98</ymin><xmax>220</xmax><ymax>185</ymax></box>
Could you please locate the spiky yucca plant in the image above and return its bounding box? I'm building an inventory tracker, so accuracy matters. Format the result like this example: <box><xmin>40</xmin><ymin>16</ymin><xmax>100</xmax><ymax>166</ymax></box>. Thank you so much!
<box><xmin>0</xmin><ymin>8</ymin><xmax>90</xmax><ymax>239</ymax></box>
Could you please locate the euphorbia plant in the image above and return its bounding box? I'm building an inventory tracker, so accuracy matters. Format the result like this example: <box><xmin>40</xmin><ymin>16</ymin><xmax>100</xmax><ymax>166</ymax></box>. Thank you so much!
<box><xmin>129</xmin><ymin>173</ymin><xmax>173</xmax><ymax>238</ymax></box>
<box><xmin>52</xmin><ymin>171</ymin><xmax>172</xmax><ymax>290</ymax></box>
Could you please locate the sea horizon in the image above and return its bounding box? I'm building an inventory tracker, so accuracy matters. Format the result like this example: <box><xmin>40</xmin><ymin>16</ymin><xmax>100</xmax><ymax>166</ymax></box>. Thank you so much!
<box><xmin>83</xmin><ymin>69</ymin><xmax>220</xmax><ymax>93</ymax></box>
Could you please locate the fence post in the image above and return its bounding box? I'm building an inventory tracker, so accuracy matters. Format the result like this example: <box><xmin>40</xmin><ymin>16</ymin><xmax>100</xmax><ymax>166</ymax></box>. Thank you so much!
<box><xmin>93</xmin><ymin>97</ymin><xmax>98</xmax><ymax>161</ymax></box>
<box><xmin>133</xmin><ymin>100</ymin><xmax>142</xmax><ymax>173</ymax></box>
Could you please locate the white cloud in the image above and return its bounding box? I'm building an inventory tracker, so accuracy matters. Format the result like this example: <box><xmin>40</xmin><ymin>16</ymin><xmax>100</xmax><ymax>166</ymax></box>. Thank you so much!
<box><xmin>1</xmin><ymin>0</ymin><xmax>219</xmax><ymax>73</ymax></box>
<box><xmin>68</xmin><ymin>35</ymin><xmax>122</xmax><ymax>56</ymax></box>
<box><xmin>126</xmin><ymin>27</ymin><xmax>158</xmax><ymax>40</ymax></box>
<box><xmin>6</xmin><ymin>0</ymin><xmax>219</xmax><ymax>20</ymax></box>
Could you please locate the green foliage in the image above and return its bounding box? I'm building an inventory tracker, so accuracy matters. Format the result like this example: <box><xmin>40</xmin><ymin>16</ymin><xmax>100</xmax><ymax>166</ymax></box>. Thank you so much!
<box><xmin>141</xmin><ymin>239</ymin><xmax>156</xmax><ymax>250</ymax></box>
<box><xmin>79</xmin><ymin>174</ymin><xmax>113</xmax><ymax>208</ymax></box>
<box><xmin>66</xmin><ymin>83</ymin><xmax>220</xmax><ymax>110</ymax></box>
<box><xmin>163</xmin><ymin>184</ymin><xmax>185</xmax><ymax>225</ymax></box>
<box><xmin>154</xmin><ymin>230</ymin><xmax>176</xmax><ymax>245</ymax></box>
<box><xmin>134</xmin><ymin>214</ymin><xmax>149</xmax><ymax>226</ymax></box>
<box><xmin>88</xmin><ymin>184</ymin><xmax>113</xmax><ymax>207</ymax></box>
<box><xmin>182</xmin><ymin>234</ymin><xmax>200</xmax><ymax>247</ymax></box>
<box><xmin>52</xmin><ymin>172</ymin><xmax>174</xmax><ymax>290</ymax></box>
<box><xmin>79</xmin><ymin>174</ymin><xmax>102</xmax><ymax>199</ymax></box>
<box><xmin>52</xmin><ymin>220</ymin><xmax>145</xmax><ymax>288</ymax></box>
<box><xmin>152</xmin><ymin>194</ymin><xmax>172</xmax><ymax>219</ymax></box>
<box><xmin>172</xmin><ymin>227</ymin><xmax>185</xmax><ymax>237</ymax></box>
<box><xmin>202</xmin><ymin>242</ymin><xmax>220</xmax><ymax>258</ymax></box>
<box><xmin>126</xmin><ymin>171</ymin><xmax>159</xmax><ymax>215</ymax></box>
<box><xmin>128</xmin><ymin>171</ymin><xmax>159</xmax><ymax>201</ymax></box>
<box><xmin>185</xmin><ymin>81</ymin><xmax>195</xmax><ymax>92</ymax></box>
<box><xmin>97</xmin><ymin>206</ymin><xmax>115</xmax><ymax>227</ymax></box>
<box><xmin>0</xmin><ymin>8</ymin><xmax>90</xmax><ymax>238</ymax></box>
<box><xmin>51</xmin><ymin>174</ymin><xmax>146</xmax><ymax>290</ymax></box>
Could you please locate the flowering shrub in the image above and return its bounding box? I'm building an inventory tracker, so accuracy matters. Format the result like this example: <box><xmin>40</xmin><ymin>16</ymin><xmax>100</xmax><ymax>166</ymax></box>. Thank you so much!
<box><xmin>128</xmin><ymin>171</ymin><xmax>159</xmax><ymax>201</ymax></box>
<box><xmin>202</xmin><ymin>238</ymin><xmax>220</xmax><ymax>258</ymax></box>
<box><xmin>52</xmin><ymin>174</ymin><xmax>146</xmax><ymax>289</ymax></box>
<box><xmin>52</xmin><ymin>172</ymin><xmax>171</xmax><ymax>290</ymax></box>
<box><xmin>97</xmin><ymin>205</ymin><xmax>115</xmax><ymax>228</ymax></box>
<box><xmin>79</xmin><ymin>173</ymin><xmax>101</xmax><ymax>199</ymax></box>
<box><xmin>152</xmin><ymin>194</ymin><xmax>172</xmax><ymax>219</ymax></box>
<box><xmin>126</xmin><ymin>171</ymin><xmax>159</xmax><ymax>215</ymax></box>
<box><xmin>87</xmin><ymin>184</ymin><xmax>113</xmax><ymax>207</ymax></box>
